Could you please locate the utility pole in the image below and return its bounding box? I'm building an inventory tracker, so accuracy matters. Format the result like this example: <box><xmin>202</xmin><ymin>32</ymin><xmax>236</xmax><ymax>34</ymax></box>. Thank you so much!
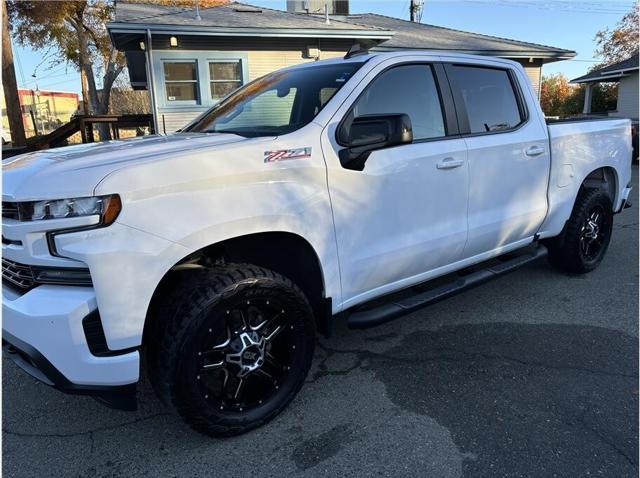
<box><xmin>2</xmin><ymin>0</ymin><xmax>26</xmax><ymax>146</ymax></box>
<box><xmin>409</xmin><ymin>0</ymin><xmax>424</xmax><ymax>22</ymax></box>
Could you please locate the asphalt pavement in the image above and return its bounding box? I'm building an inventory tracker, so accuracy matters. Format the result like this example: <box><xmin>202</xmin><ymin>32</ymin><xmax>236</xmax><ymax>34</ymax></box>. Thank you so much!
<box><xmin>3</xmin><ymin>166</ymin><xmax>638</xmax><ymax>478</ymax></box>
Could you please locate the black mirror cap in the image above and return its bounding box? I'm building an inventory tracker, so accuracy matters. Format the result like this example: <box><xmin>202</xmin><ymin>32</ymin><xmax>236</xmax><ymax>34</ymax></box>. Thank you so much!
<box><xmin>386</xmin><ymin>113</ymin><xmax>413</xmax><ymax>145</ymax></box>
<box><xmin>348</xmin><ymin>113</ymin><xmax>413</xmax><ymax>147</ymax></box>
<box><xmin>338</xmin><ymin>113</ymin><xmax>413</xmax><ymax>170</ymax></box>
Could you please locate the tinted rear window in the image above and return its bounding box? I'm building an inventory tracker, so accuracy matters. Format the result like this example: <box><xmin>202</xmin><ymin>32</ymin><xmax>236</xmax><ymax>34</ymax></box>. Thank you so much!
<box><xmin>449</xmin><ymin>65</ymin><xmax>523</xmax><ymax>133</ymax></box>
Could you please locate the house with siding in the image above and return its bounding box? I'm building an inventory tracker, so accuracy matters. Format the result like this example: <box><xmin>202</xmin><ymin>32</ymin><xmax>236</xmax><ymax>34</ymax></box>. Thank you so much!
<box><xmin>571</xmin><ymin>53</ymin><xmax>639</xmax><ymax>120</ymax></box>
<box><xmin>107</xmin><ymin>0</ymin><xmax>575</xmax><ymax>133</ymax></box>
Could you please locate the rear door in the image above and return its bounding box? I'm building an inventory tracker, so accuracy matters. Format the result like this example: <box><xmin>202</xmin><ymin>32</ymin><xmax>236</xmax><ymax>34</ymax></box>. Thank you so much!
<box><xmin>444</xmin><ymin>62</ymin><xmax>550</xmax><ymax>258</ymax></box>
<box><xmin>321</xmin><ymin>59</ymin><xmax>469</xmax><ymax>308</ymax></box>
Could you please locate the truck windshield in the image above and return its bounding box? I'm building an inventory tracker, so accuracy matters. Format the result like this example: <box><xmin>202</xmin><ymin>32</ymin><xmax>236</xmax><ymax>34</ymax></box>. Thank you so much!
<box><xmin>184</xmin><ymin>62</ymin><xmax>363</xmax><ymax>137</ymax></box>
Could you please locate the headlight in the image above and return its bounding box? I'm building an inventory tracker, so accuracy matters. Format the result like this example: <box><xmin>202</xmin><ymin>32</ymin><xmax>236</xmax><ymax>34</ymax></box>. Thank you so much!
<box><xmin>17</xmin><ymin>194</ymin><xmax>121</xmax><ymax>224</ymax></box>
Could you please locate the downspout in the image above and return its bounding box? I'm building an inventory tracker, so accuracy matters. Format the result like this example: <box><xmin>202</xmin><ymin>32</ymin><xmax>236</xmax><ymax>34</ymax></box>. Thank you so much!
<box><xmin>145</xmin><ymin>29</ymin><xmax>160</xmax><ymax>135</ymax></box>
<box><xmin>537</xmin><ymin>65</ymin><xmax>542</xmax><ymax>100</ymax></box>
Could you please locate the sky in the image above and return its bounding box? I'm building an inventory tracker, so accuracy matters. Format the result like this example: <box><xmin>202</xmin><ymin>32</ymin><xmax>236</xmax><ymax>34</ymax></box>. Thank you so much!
<box><xmin>11</xmin><ymin>0</ymin><xmax>637</xmax><ymax>95</ymax></box>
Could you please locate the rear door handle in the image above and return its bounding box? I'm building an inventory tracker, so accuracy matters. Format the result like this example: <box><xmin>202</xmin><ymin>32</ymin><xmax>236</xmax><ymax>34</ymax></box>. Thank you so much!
<box><xmin>436</xmin><ymin>157</ymin><xmax>465</xmax><ymax>170</ymax></box>
<box><xmin>525</xmin><ymin>145</ymin><xmax>545</xmax><ymax>157</ymax></box>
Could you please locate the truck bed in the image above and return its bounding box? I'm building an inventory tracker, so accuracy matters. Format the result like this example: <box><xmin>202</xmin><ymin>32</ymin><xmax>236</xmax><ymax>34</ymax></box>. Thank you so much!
<box><xmin>539</xmin><ymin>117</ymin><xmax>632</xmax><ymax>239</ymax></box>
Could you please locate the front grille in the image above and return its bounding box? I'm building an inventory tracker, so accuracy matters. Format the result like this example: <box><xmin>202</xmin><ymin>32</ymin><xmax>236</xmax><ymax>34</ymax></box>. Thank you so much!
<box><xmin>2</xmin><ymin>258</ymin><xmax>92</xmax><ymax>292</ymax></box>
<box><xmin>2</xmin><ymin>258</ymin><xmax>35</xmax><ymax>290</ymax></box>
<box><xmin>2</xmin><ymin>202</ymin><xmax>20</xmax><ymax>220</ymax></box>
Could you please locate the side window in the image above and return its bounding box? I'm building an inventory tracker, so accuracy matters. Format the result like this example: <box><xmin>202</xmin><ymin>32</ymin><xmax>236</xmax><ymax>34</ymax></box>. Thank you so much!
<box><xmin>163</xmin><ymin>61</ymin><xmax>198</xmax><ymax>102</ymax></box>
<box><xmin>448</xmin><ymin>65</ymin><xmax>523</xmax><ymax>133</ymax></box>
<box><xmin>352</xmin><ymin>64</ymin><xmax>446</xmax><ymax>140</ymax></box>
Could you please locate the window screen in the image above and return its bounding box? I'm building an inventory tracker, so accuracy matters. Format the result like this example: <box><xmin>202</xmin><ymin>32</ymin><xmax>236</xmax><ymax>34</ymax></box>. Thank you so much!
<box><xmin>164</xmin><ymin>62</ymin><xmax>198</xmax><ymax>102</ymax></box>
<box><xmin>210</xmin><ymin>61</ymin><xmax>242</xmax><ymax>100</ymax></box>
<box><xmin>449</xmin><ymin>65</ymin><xmax>523</xmax><ymax>133</ymax></box>
<box><xmin>351</xmin><ymin>64</ymin><xmax>445</xmax><ymax>140</ymax></box>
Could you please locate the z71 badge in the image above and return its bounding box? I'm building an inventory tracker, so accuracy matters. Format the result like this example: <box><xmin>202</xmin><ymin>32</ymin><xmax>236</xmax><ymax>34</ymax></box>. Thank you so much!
<box><xmin>264</xmin><ymin>147</ymin><xmax>312</xmax><ymax>163</ymax></box>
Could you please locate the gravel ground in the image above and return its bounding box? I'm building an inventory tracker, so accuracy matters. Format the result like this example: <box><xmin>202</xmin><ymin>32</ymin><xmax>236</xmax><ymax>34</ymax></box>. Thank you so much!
<box><xmin>3</xmin><ymin>166</ymin><xmax>638</xmax><ymax>478</ymax></box>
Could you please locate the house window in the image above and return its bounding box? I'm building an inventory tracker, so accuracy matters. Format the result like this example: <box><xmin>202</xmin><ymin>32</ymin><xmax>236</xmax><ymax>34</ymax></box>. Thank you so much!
<box><xmin>209</xmin><ymin>61</ymin><xmax>242</xmax><ymax>100</ymax></box>
<box><xmin>163</xmin><ymin>61</ymin><xmax>198</xmax><ymax>102</ymax></box>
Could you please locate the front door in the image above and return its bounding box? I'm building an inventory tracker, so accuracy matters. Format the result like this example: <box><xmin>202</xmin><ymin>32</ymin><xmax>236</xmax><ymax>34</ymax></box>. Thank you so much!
<box><xmin>321</xmin><ymin>61</ymin><xmax>469</xmax><ymax>309</ymax></box>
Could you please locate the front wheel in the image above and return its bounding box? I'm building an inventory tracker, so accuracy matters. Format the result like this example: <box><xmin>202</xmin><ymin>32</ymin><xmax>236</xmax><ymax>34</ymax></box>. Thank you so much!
<box><xmin>546</xmin><ymin>188</ymin><xmax>614</xmax><ymax>274</ymax></box>
<box><xmin>147</xmin><ymin>264</ymin><xmax>316</xmax><ymax>436</ymax></box>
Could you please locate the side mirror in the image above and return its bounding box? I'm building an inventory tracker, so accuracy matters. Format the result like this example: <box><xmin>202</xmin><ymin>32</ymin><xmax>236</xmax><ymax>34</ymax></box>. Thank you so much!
<box><xmin>338</xmin><ymin>113</ymin><xmax>413</xmax><ymax>170</ymax></box>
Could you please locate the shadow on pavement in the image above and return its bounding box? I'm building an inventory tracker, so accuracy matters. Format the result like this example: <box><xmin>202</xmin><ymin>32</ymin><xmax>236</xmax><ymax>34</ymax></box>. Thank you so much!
<box><xmin>338</xmin><ymin>322</ymin><xmax>640</xmax><ymax>477</ymax></box>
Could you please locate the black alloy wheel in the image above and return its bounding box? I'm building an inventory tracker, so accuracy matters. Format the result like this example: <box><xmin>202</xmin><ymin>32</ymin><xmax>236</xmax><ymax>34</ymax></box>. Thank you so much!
<box><xmin>147</xmin><ymin>264</ymin><xmax>315</xmax><ymax>436</ymax></box>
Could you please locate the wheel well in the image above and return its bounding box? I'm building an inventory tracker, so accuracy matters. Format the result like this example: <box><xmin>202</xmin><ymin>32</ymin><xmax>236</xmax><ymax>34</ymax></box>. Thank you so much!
<box><xmin>582</xmin><ymin>166</ymin><xmax>617</xmax><ymax>204</ymax></box>
<box><xmin>144</xmin><ymin>232</ymin><xmax>330</xmax><ymax>346</ymax></box>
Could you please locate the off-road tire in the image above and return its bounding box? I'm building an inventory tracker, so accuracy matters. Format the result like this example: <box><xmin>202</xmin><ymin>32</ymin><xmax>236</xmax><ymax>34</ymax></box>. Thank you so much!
<box><xmin>146</xmin><ymin>263</ymin><xmax>315</xmax><ymax>437</ymax></box>
<box><xmin>546</xmin><ymin>188</ymin><xmax>614</xmax><ymax>274</ymax></box>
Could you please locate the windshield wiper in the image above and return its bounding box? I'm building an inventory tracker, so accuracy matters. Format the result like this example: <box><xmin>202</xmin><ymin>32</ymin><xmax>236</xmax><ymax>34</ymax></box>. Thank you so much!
<box><xmin>208</xmin><ymin>129</ymin><xmax>250</xmax><ymax>137</ymax></box>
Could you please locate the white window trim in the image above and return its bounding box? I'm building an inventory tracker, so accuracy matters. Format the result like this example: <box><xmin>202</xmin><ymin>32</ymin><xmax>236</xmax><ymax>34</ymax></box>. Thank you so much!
<box><xmin>162</xmin><ymin>59</ymin><xmax>200</xmax><ymax>106</ymax></box>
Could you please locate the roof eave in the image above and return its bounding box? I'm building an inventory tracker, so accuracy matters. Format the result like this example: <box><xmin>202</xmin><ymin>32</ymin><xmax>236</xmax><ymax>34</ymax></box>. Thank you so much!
<box><xmin>107</xmin><ymin>22</ymin><xmax>394</xmax><ymax>41</ymax></box>
<box><xmin>571</xmin><ymin>66</ymin><xmax>639</xmax><ymax>83</ymax></box>
<box><xmin>371</xmin><ymin>45</ymin><xmax>575</xmax><ymax>60</ymax></box>
<box><xmin>572</xmin><ymin>73</ymin><xmax>632</xmax><ymax>83</ymax></box>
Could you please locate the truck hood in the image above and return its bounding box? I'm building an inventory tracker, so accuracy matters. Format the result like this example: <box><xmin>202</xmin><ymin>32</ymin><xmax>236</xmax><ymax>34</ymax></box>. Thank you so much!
<box><xmin>2</xmin><ymin>133</ymin><xmax>247</xmax><ymax>201</ymax></box>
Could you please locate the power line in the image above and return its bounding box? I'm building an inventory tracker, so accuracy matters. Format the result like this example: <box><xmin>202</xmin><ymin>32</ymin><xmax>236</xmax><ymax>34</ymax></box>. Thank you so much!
<box><xmin>20</xmin><ymin>71</ymin><xmax>72</xmax><ymax>87</ymax></box>
<box><xmin>15</xmin><ymin>54</ymin><xmax>26</xmax><ymax>84</ymax></box>
<box><xmin>36</xmin><ymin>77</ymin><xmax>81</xmax><ymax>90</ymax></box>
<box><xmin>23</xmin><ymin>63</ymin><xmax>70</xmax><ymax>85</ymax></box>
<box><xmin>459</xmin><ymin>0</ymin><xmax>635</xmax><ymax>15</ymax></box>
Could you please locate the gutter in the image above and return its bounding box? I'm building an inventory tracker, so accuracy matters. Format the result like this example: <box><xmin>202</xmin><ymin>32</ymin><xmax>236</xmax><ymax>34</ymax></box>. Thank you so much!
<box><xmin>370</xmin><ymin>45</ymin><xmax>576</xmax><ymax>60</ymax></box>
<box><xmin>572</xmin><ymin>67</ymin><xmax>639</xmax><ymax>83</ymax></box>
<box><xmin>106</xmin><ymin>22</ymin><xmax>395</xmax><ymax>40</ymax></box>
<box><xmin>572</xmin><ymin>73</ymin><xmax>633</xmax><ymax>84</ymax></box>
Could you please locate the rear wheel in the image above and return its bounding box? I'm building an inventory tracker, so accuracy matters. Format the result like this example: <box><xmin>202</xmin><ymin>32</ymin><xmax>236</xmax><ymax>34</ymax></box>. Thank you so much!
<box><xmin>147</xmin><ymin>264</ymin><xmax>315</xmax><ymax>436</ymax></box>
<box><xmin>546</xmin><ymin>188</ymin><xmax>614</xmax><ymax>274</ymax></box>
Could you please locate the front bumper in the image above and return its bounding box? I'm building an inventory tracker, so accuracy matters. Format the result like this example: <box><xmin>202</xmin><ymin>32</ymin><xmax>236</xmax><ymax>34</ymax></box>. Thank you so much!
<box><xmin>2</xmin><ymin>284</ymin><xmax>140</xmax><ymax>410</ymax></box>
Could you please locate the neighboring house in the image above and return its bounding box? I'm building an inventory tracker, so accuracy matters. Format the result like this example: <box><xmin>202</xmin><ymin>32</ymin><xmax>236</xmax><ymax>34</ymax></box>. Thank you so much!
<box><xmin>107</xmin><ymin>0</ymin><xmax>575</xmax><ymax>133</ymax></box>
<box><xmin>571</xmin><ymin>54</ymin><xmax>639</xmax><ymax>120</ymax></box>
<box><xmin>1</xmin><ymin>89</ymin><xmax>79</xmax><ymax>142</ymax></box>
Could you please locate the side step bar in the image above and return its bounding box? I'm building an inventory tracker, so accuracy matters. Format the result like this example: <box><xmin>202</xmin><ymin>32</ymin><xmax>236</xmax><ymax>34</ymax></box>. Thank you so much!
<box><xmin>347</xmin><ymin>245</ymin><xmax>548</xmax><ymax>329</ymax></box>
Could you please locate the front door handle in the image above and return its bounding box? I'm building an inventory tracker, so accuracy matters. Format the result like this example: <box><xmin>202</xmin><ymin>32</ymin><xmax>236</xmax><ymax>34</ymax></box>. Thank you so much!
<box><xmin>436</xmin><ymin>157</ymin><xmax>465</xmax><ymax>170</ymax></box>
<box><xmin>525</xmin><ymin>145</ymin><xmax>545</xmax><ymax>157</ymax></box>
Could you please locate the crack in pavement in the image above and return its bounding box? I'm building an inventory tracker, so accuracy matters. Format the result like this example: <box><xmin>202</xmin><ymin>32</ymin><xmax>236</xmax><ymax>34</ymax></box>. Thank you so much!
<box><xmin>614</xmin><ymin>222</ymin><xmax>638</xmax><ymax>230</ymax></box>
<box><xmin>560</xmin><ymin>408</ymin><xmax>638</xmax><ymax>470</ymax></box>
<box><xmin>307</xmin><ymin>340</ymin><xmax>636</xmax><ymax>384</ymax></box>
<box><xmin>3</xmin><ymin>412</ymin><xmax>171</xmax><ymax>441</ymax></box>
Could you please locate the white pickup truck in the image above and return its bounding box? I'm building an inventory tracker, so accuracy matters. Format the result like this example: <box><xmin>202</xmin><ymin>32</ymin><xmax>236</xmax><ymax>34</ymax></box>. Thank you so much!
<box><xmin>2</xmin><ymin>51</ymin><xmax>633</xmax><ymax>436</ymax></box>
